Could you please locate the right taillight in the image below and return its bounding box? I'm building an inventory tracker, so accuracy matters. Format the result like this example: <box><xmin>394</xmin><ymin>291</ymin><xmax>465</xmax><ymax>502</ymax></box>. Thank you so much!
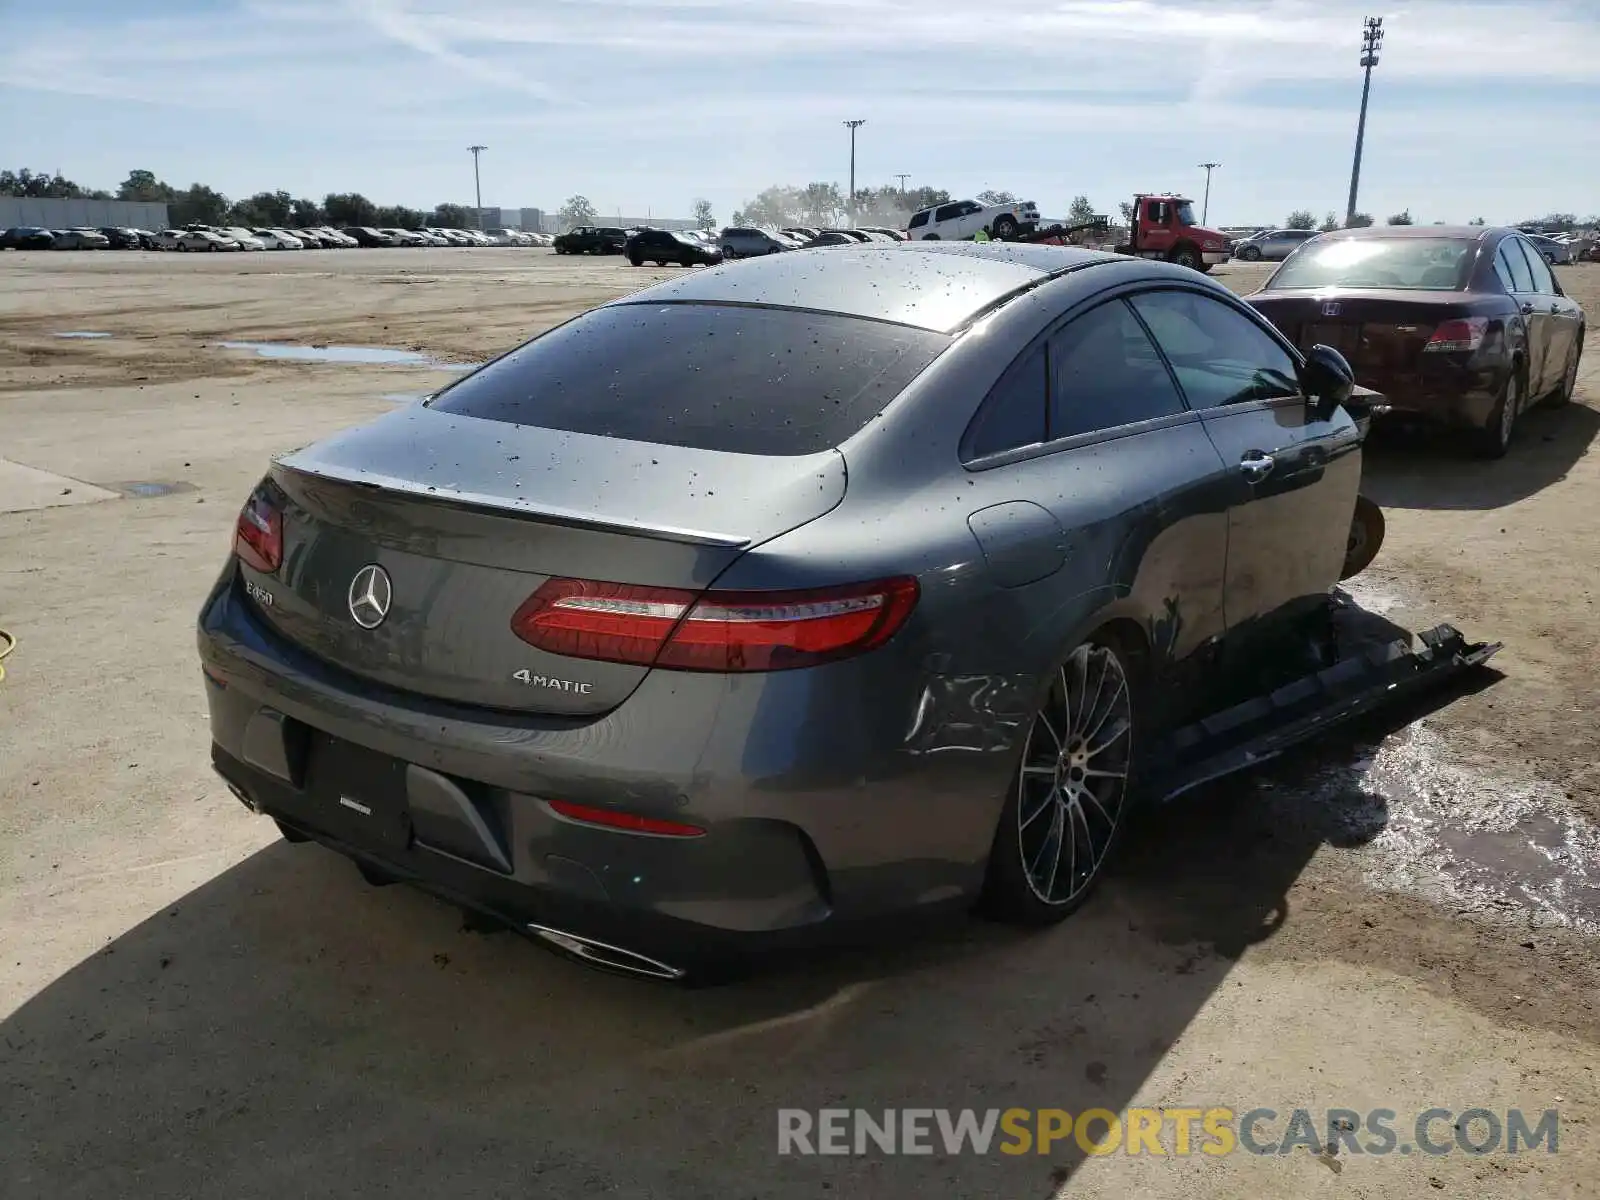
<box><xmin>234</xmin><ymin>490</ymin><xmax>282</xmax><ymax>574</ymax></box>
<box><xmin>1423</xmin><ymin>316</ymin><xmax>1489</xmax><ymax>353</ymax></box>
<box><xmin>511</xmin><ymin>576</ymin><xmax>920</xmax><ymax>672</ymax></box>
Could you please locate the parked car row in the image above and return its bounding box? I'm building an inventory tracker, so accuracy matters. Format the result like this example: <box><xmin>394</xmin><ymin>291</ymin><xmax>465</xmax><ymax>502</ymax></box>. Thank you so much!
<box><xmin>2</xmin><ymin>223</ymin><xmax>555</xmax><ymax>252</ymax></box>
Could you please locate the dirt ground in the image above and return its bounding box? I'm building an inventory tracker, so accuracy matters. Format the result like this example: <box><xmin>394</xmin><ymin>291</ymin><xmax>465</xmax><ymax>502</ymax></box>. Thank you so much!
<box><xmin>1</xmin><ymin>248</ymin><xmax>1596</xmax><ymax>1198</ymax></box>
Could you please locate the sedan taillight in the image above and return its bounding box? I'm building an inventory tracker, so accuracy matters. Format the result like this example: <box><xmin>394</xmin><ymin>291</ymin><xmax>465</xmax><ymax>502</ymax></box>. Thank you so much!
<box><xmin>234</xmin><ymin>490</ymin><xmax>283</xmax><ymax>574</ymax></box>
<box><xmin>1423</xmin><ymin>317</ymin><xmax>1489</xmax><ymax>353</ymax></box>
<box><xmin>511</xmin><ymin>576</ymin><xmax>920</xmax><ymax>672</ymax></box>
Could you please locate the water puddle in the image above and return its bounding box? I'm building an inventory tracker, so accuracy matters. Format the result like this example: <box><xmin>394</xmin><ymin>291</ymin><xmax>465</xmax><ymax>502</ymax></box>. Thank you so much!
<box><xmin>1271</xmin><ymin>723</ymin><xmax>1599</xmax><ymax>934</ymax></box>
<box><xmin>217</xmin><ymin>341</ymin><xmax>476</xmax><ymax>370</ymax></box>
<box><xmin>55</xmin><ymin>331</ymin><xmax>113</xmax><ymax>339</ymax></box>
<box><xmin>102</xmin><ymin>480</ymin><xmax>197</xmax><ymax>499</ymax></box>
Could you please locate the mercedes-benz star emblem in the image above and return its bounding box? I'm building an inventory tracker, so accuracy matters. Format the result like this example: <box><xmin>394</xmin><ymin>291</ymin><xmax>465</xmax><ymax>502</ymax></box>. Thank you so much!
<box><xmin>347</xmin><ymin>564</ymin><xmax>392</xmax><ymax>629</ymax></box>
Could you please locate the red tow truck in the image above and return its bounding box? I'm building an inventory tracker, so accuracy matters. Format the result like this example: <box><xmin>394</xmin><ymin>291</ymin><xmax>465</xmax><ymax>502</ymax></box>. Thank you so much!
<box><xmin>1020</xmin><ymin>192</ymin><xmax>1232</xmax><ymax>274</ymax></box>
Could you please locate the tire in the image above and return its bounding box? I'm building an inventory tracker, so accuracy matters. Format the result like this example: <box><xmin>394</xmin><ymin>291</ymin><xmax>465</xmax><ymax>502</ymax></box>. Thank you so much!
<box><xmin>628</xmin><ymin>254</ymin><xmax>643</xmax><ymax>267</ymax></box>
<box><xmin>992</xmin><ymin>215</ymin><xmax>1019</xmax><ymax>240</ymax></box>
<box><xmin>922</xmin><ymin>233</ymin><xmax>941</xmax><ymax>240</ymax></box>
<box><xmin>1240</xmin><ymin>244</ymin><xmax>1262</xmax><ymax>262</ymax></box>
<box><xmin>979</xmin><ymin>633</ymin><xmax>1140</xmax><ymax>926</ymax></box>
<box><xmin>178</xmin><ymin>242</ymin><xmax>189</xmax><ymax>252</ymax></box>
<box><xmin>1341</xmin><ymin>495</ymin><xmax>1386</xmax><ymax>580</ymax></box>
<box><xmin>1541</xmin><ymin>335</ymin><xmax>1582</xmax><ymax>408</ymax></box>
<box><xmin>1170</xmin><ymin>243</ymin><xmax>1202</xmax><ymax>271</ymax></box>
<box><xmin>1475</xmin><ymin>365</ymin><xmax>1525</xmax><ymax>459</ymax></box>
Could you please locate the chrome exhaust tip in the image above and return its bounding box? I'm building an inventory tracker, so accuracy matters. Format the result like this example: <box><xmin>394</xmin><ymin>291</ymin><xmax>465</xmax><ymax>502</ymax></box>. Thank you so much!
<box><xmin>213</xmin><ymin>768</ymin><xmax>260</xmax><ymax>813</ymax></box>
<box><xmin>527</xmin><ymin>924</ymin><xmax>686</xmax><ymax>981</ymax></box>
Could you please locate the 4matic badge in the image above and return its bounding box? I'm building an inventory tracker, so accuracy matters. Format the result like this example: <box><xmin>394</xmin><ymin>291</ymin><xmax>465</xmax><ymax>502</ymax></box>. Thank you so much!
<box><xmin>512</xmin><ymin>670</ymin><xmax>594</xmax><ymax>694</ymax></box>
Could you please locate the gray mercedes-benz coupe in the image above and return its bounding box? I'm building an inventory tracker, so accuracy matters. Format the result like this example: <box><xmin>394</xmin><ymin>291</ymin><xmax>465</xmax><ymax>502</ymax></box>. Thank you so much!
<box><xmin>199</xmin><ymin>242</ymin><xmax>1367</xmax><ymax>979</ymax></box>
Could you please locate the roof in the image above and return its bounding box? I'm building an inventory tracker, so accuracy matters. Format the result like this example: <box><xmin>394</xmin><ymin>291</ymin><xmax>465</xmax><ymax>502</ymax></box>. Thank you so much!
<box><xmin>605</xmin><ymin>242</ymin><xmax>1119</xmax><ymax>334</ymax></box>
<box><xmin>1315</xmin><ymin>225</ymin><xmax>1497</xmax><ymax>241</ymax></box>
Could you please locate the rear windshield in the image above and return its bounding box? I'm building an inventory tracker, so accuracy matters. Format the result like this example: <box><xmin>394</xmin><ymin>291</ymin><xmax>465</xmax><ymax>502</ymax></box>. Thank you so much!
<box><xmin>426</xmin><ymin>302</ymin><xmax>949</xmax><ymax>455</ymax></box>
<box><xmin>1268</xmin><ymin>237</ymin><xmax>1476</xmax><ymax>290</ymax></box>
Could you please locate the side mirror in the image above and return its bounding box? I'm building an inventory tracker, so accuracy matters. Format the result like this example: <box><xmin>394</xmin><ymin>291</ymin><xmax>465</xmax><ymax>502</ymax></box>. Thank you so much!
<box><xmin>1303</xmin><ymin>343</ymin><xmax>1354</xmax><ymax>420</ymax></box>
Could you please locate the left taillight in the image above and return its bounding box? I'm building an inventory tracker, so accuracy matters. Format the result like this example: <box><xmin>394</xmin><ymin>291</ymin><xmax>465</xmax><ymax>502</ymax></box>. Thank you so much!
<box><xmin>511</xmin><ymin>576</ymin><xmax>920</xmax><ymax>672</ymax></box>
<box><xmin>234</xmin><ymin>490</ymin><xmax>282</xmax><ymax>574</ymax></box>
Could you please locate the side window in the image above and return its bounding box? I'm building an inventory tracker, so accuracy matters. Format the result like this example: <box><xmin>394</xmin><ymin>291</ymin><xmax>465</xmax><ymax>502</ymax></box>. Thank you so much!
<box><xmin>966</xmin><ymin>346</ymin><xmax>1047</xmax><ymax>459</ymax></box>
<box><xmin>934</xmin><ymin>204</ymin><xmax>963</xmax><ymax>223</ymax></box>
<box><xmin>1500</xmin><ymin>241</ymin><xmax>1535</xmax><ymax>293</ymax></box>
<box><xmin>908</xmin><ymin>211</ymin><xmax>929</xmax><ymax>229</ymax></box>
<box><xmin>1518</xmin><ymin>240</ymin><xmax>1556</xmax><ymax>294</ymax></box>
<box><xmin>1147</xmin><ymin>201</ymin><xmax>1168</xmax><ymax>223</ymax></box>
<box><xmin>1047</xmin><ymin>300</ymin><xmax>1186</xmax><ymax>438</ymax></box>
<box><xmin>1492</xmin><ymin>245</ymin><xmax>1518</xmax><ymax>293</ymax></box>
<box><xmin>1129</xmin><ymin>291</ymin><xmax>1302</xmax><ymax>409</ymax></box>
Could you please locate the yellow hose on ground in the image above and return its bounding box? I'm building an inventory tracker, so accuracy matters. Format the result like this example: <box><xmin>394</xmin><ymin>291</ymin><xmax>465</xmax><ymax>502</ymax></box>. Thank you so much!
<box><xmin>0</xmin><ymin>628</ymin><xmax>14</xmax><ymax>683</ymax></box>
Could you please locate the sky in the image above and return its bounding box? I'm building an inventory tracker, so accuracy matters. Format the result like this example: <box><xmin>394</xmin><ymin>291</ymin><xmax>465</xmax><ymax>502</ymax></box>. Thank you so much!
<box><xmin>2</xmin><ymin>0</ymin><xmax>1598</xmax><ymax>227</ymax></box>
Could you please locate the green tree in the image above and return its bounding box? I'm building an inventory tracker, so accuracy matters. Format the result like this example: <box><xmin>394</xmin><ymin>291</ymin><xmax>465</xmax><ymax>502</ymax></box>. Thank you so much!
<box><xmin>323</xmin><ymin>193</ymin><xmax>377</xmax><ymax>226</ymax></box>
<box><xmin>1386</xmin><ymin>209</ymin><xmax>1414</xmax><ymax>225</ymax></box>
<box><xmin>429</xmin><ymin>203</ymin><xmax>472</xmax><ymax>229</ymax></box>
<box><xmin>1519</xmin><ymin>211</ymin><xmax>1578</xmax><ymax>231</ymax></box>
<box><xmin>1285</xmin><ymin>209</ymin><xmax>1317</xmax><ymax>230</ymax></box>
<box><xmin>976</xmin><ymin>189</ymin><xmax>1015</xmax><ymax>206</ymax></box>
<box><xmin>799</xmin><ymin>181</ymin><xmax>844</xmax><ymax>226</ymax></box>
<box><xmin>1319</xmin><ymin>212</ymin><xmax>1340</xmax><ymax>232</ymax></box>
<box><xmin>230</xmin><ymin>190</ymin><xmax>294</xmax><ymax>227</ymax></box>
<box><xmin>117</xmin><ymin>169</ymin><xmax>175</xmax><ymax>202</ymax></box>
<box><xmin>1345</xmin><ymin>212</ymin><xmax>1375</xmax><ymax>228</ymax></box>
<box><xmin>291</xmin><ymin>197</ymin><xmax>324</xmax><ymax>226</ymax></box>
<box><xmin>692</xmin><ymin>198</ymin><xmax>714</xmax><ymax>230</ymax></box>
<box><xmin>904</xmin><ymin>185</ymin><xmax>950</xmax><ymax>212</ymax></box>
<box><xmin>1468</xmin><ymin>216</ymin><xmax>1487</xmax><ymax>226</ymax></box>
<box><xmin>374</xmin><ymin>205</ymin><xmax>425</xmax><ymax>229</ymax></box>
<box><xmin>1118</xmin><ymin>200</ymin><xmax>1136</xmax><ymax>226</ymax></box>
<box><xmin>735</xmin><ymin>186</ymin><xmax>801</xmax><ymax>228</ymax></box>
<box><xmin>0</xmin><ymin>168</ymin><xmax>92</xmax><ymax>198</ymax></box>
<box><xmin>170</xmin><ymin>183</ymin><xmax>230</xmax><ymax>226</ymax></box>
<box><xmin>1066</xmin><ymin>195</ymin><xmax>1097</xmax><ymax>224</ymax></box>
<box><xmin>557</xmin><ymin>195</ymin><xmax>598</xmax><ymax>231</ymax></box>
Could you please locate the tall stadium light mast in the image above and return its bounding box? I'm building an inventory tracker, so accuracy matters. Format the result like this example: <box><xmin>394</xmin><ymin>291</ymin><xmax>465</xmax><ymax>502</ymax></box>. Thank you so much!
<box><xmin>1198</xmin><ymin>162</ymin><xmax>1221</xmax><ymax>225</ymax></box>
<box><xmin>843</xmin><ymin>119</ymin><xmax>866</xmax><ymax>224</ymax></box>
<box><xmin>1345</xmin><ymin>17</ymin><xmax>1383</xmax><ymax>226</ymax></box>
<box><xmin>468</xmin><ymin>145</ymin><xmax>487</xmax><ymax>229</ymax></box>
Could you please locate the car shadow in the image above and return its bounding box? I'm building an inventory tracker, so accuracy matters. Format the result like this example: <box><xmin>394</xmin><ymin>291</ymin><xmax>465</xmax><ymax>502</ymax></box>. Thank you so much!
<box><xmin>1360</xmin><ymin>400</ymin><xmax>1598</xmax><ymax>511</ymax></box>
<box><xmin>0</xmin><ymin>677</ymin><xmax>1491</xmax><ymax>1199</ymax></box>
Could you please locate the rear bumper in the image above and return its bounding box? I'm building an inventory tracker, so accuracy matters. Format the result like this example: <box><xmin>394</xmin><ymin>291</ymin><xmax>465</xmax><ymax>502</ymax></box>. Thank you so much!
<box><xmin>1356</xmin><ymin>359</ymin><xmax>1506</xmax><ymax>429</ymax></box>
<box><xmin>197</xmin><ymin>569</ymin><xmax>1007</xmax><ymax>965</ymax></box>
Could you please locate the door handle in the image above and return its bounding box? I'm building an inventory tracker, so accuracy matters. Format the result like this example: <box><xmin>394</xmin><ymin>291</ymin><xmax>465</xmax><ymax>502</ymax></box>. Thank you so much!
<box><xmin>1239</xmin><ymin>452</ymin><xmax>1275</xmax><ymax>481</ymax></box>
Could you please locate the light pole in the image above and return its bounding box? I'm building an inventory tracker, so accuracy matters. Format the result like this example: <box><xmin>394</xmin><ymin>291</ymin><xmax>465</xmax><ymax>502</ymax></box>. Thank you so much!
<box><xmin>1345</xmin><ymin>17</ymin><xmax>1383</xmax><ymax>226</ymax></box>
<box><xmin>468</xmin><ymin>144</ymin><xmax>487</xmax><ymax>229</ymax></box>
<box><xmin>894</xmin><ymin>173</ymin><xmax>910</xmax><ymax>194</ymax></box>
<box><xmin>1198</xmin><ymin>162</ymin><xmax>1220</xmax><ymax>225</ymax></box>
<box><xmin>843</xmin><ymin>119</ymin><xmax>866</xmax><ymax>225</ymax></box>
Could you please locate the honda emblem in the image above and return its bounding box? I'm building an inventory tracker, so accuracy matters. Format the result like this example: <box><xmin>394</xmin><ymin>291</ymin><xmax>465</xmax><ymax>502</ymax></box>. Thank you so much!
<box><xmin>1321</xmin><ymin>301</ymin><xmax>1342</xmax><ymax>317</ymax></box>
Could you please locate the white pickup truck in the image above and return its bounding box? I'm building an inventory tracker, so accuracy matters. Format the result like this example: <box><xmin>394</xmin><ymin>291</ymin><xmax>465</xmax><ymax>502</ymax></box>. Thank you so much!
<box><xmin>905</xmin><ymin>198</ymin><xmax>1041</xmax><ymax>241</ymax></box>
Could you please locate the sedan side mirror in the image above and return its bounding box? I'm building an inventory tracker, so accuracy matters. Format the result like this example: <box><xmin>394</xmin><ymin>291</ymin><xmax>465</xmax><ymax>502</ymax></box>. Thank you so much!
<box><xmin>1303</xmin><ymin>343</ymin><xmax>1354</xmax><ymax>420</ymax></box>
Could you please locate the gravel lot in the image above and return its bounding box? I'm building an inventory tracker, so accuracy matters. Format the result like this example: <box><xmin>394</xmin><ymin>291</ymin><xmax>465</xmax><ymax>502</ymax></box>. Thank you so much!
<box><xmin>2</xmin><ymin>247</ymin><xmax>1597</xmax><ymax>1198</ymax></box>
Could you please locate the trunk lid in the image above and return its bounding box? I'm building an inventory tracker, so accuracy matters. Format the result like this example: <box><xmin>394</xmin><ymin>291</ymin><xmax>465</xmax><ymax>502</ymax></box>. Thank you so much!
<box><xmin>1247</xmin><ymin>289</ymin><xmax>1478</xmax><ymax>375</ymax></box>
<box><xmin>248</xmin><ymin>405</ymin><xmax>846</xmax><ymax>716</ymax></box>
